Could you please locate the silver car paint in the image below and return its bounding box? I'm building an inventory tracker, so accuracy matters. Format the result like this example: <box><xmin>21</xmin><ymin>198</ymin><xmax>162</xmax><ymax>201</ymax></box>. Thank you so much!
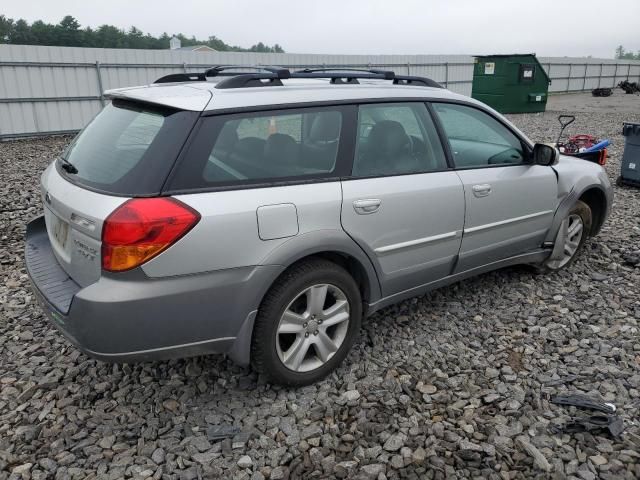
<box><xmin>106</xmin><ymin>84</ymin><xmax>213</xmax><ymax>111</ymax></box>
<box><xmin>40</xmin><ymin>164</ymin><xmax>126</xmax><ymax>287</ymax></box>
<box><xmin>28</xmin><ymin>80</ymin><xmax>614</xmax><ymax>364</ymax></box>
<box><xmin>340</xmin><ymin>171</ymin><xmax>465</xmax><ymax>297</ymax></box>
<box><xmin>142</xmin><ymin>181</ymin><xmax>343</xmax><ymax>277</ymax></box>
<box><xmin>544</xmin><ymin>154</ymin><xmax>613</xmax><ymax>244</ymax></box>
<box><xmin>454</xmin><ymin>165</ymin><xmax>558</xmax><ymax>272</ymax></box>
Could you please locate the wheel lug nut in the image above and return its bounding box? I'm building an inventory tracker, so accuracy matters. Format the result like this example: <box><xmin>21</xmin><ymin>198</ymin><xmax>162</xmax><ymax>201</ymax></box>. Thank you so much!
<box><xmin>318</xmin><ymin>319</ymin><xmax>323</xmax><ymax>324</ymax></box>
<box><xmin>314</xmin><ymin>330</ymin><xmax>319</xmax><ymax>335</ymax></box>
<box><xmin>303</xmin><ymin>323</ymin><xmax>307</xmax><ymax>327</ymax></box>
<box><xmin>305</xmin><ymin>332</ymin><xmax>309</xmax><ymax>337</ymax></box>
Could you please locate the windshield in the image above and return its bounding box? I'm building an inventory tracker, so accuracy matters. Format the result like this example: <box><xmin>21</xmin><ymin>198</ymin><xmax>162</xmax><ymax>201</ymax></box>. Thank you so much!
<box><xmin>60</xmin><ymin>100</ymin><xmax>198</xmax><ymax>195</ymax></box>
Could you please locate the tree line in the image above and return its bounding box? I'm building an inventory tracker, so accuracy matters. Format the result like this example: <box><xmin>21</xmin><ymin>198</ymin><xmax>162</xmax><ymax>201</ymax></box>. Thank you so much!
<box><xmin>0</xmin><ymin>15</ymin><xmax>285</xmax><ymax>53</ymax></box>
<box><xmin>615</xmin><ymin>46</ymin><xmax>640</xmax><ymax>60</ymax></box>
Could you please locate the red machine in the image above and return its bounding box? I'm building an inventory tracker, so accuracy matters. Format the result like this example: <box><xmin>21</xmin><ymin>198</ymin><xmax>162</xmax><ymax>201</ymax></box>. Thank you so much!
<box><xmin>555</xmin><ymin>116</ymin><xmax>608</xmax><ymax>166</ymax></box>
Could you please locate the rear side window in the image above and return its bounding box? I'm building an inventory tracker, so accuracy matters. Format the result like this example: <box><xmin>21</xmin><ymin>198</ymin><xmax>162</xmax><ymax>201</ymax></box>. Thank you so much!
<box><xmin>59</xmin><ymin>100</ymin><xmax>198</xmax><ymax>195</ymax></box>
<box><xmin>169</xmin><ymin>106</ymin><xmax>350</xmax><ymax>190</ymax></box>
<box><xmin>353</xmin><ymin>103</ymin><xmax>447</xmax><ymax>177</ymax></box>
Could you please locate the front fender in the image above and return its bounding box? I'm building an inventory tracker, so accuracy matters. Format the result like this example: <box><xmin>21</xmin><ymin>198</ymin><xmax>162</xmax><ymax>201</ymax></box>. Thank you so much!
<box><xmin>546</xmin><ymin>156</ymin><xmax>613</xmax><ymax>243</ymax></box>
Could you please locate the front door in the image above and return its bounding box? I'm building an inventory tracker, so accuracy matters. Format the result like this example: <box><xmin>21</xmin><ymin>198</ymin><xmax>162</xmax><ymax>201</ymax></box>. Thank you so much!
<box><xmin>340</xmin><ymin>102</ymin><xmax>465</xmax><ymax>296</ymax></box>
<box><xmin>432</xmin><ymin>102</ymin><xmax>558</xmax><ymax>272</ymax></box>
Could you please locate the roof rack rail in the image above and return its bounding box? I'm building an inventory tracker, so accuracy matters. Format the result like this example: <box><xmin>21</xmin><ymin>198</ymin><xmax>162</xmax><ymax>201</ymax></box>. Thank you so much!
<box><xmin>393</xmin><ymin>75</ymin><xmax>443</xmax><ymax>88</ymax></box>
<box><xmin>154</xmin><ymin>65</ymin><xmax>444</xmax><ymax>89</ymax></box>
<box><xmin>295</xmin><ymin>67</ymin><xmax>395</xmax><ymax>80</ymax></box>
<box><xmin>154</xmin><ymin>72</ymin><xmax>206</xmax><ymax>84</ymax></box>
<box><xmin>205</xmin><ymin>65</ymin><xmax>291</xmax><ymax>78</ymax></box>
<box><xmin>290</xmin><ymin>70</ymin><xmax>443</xmax><ymax>88</ymax></box>
<box><xmin>209</xmin><ymin>65</ymin><xmax>292</xmax><ymax>89</ymax></box>
<box><xmin>154</xmin><ymin>65</ymin><xmax>290</xmax><ymax>85</ymax></box>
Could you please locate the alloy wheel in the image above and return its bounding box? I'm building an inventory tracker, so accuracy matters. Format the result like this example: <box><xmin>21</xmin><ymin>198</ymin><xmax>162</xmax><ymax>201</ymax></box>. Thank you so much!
<box><xmin>547</xmin><ymin>213</ymin><xmax>584</xmax><ymax>269</ymax></box>
<box><xmin>275</xmin><ymin>283</ymin><xmax>350</xmax><ymax>372</ymax></box>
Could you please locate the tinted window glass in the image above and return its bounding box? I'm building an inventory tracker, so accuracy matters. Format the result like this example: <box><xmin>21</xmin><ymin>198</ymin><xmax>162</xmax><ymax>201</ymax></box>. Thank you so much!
<box><xmin>433</xmin><ymin>103</ymin><xmax>526</xmax><ymax>167</ymax></box>
<box><xmin>170</xmin><ymin>107</ymin><xmax>345</xmax><ymax>189</ymax></box>
<box><xmin>60</xmin><ymin>100</ymin><xmax>197</xmax><ymax>195</ymax></box>
<box><xmin>353</xmin><ymin>103</ymin><xmax>447</xmax><ymax>177</ymax></box>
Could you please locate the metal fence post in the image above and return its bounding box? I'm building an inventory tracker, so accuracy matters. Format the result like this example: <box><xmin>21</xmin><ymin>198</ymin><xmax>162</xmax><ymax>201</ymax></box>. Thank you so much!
<box><xmin>444</xmin><ymin>62</ymin><xmax>449</xmax><ymax>88</ymax></box>
<box><xmin>183</xmin><ymin>62</ymin><xmax>188</xmax><ymax>73</ymax></box>
<box><xmin>582</xmin><ymin>63</ymin><xmax>587</xmax><ymax>91</ymax></box>
<box><xmin>627</xmin><ymin>63</ymin><xmax>631</xmax><ymax>80</ymax></box>
<box><xmin>597</xmin><ymin>63</ymin><xmax>603</xmax><ymax>88</ymax></box>
<box><xmin>407</xmin><ymin>62</ymin><xmax>411</xmax><ymax>75</ymax></box>
<box><xmin>613</xmin><ymin>63</ymin><xmax>619</xmax><ymax>87</ymax></box>
<box><xmin>95</xmin><ymin>61</ymin><xmax>105</xmax><ymax>106</ymax></box>
<box><xmin>566</xmin><ymin>63</ymin><xmax>572</xmax><ymax>92</ymax></box>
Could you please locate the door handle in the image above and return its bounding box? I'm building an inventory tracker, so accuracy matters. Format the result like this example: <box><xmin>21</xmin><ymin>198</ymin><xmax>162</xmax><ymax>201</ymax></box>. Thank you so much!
<box><xmin>353</xmin><ymin>198</ymin><xmax>381</xmax><ymax>215</ymax></box>
<box><xmin>472</xmin><ymin>184</ymin><xmax>492</xmax><ymax>197</ymax></box>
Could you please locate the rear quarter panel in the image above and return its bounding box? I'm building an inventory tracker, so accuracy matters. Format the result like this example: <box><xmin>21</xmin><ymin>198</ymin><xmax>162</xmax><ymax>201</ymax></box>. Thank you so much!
<box><xmin>141</xmin><ymin>182</ymin><xmax>344</xmax><ymax>277</ymax></box>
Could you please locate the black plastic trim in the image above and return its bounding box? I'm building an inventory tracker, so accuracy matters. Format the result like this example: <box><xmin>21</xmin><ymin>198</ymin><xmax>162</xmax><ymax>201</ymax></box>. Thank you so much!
<box><xmin>215</xmin><ymin>75</ymin><xmax>285</xmax><ymax>89</ymax></box>
<box><xmin>425</xmin><ymin>102</ymin><xmax>456</xmax><ymax>169</ymax></box>
<box><xmin>154</xmin><ymin>72</ymin><xmax>206</xmax><ymax>84</ymax></box>
<box><xmin>25</xmin><ymin>216</ymin><xmax>80</xmax><ymax>315</ymax></box>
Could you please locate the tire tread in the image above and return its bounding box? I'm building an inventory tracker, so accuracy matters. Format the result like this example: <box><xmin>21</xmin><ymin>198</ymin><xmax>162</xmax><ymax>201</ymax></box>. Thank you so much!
<box><xmin>251</xmin><ymin>258</ymin><xmax>361</xmax><ymax>385</ymax></box>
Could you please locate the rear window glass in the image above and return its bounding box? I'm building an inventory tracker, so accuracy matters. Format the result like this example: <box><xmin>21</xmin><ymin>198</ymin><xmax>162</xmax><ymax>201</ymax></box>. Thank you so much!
<box><xmin>168</xmin><ymin>106</ymin><xmax>348</xmax><ymax>190</ymax></box>
<box><xmin>59</xmin><ymin>100</ymin><xmax>197</xmax><ymax>195</ymax></box>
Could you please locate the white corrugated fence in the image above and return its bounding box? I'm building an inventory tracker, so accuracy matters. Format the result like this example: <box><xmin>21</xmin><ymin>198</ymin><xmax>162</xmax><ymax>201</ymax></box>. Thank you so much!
<box><xmin>1</xmin><ymin>44</ymin><xmax>639</xmax><ymax>139</ymax></box>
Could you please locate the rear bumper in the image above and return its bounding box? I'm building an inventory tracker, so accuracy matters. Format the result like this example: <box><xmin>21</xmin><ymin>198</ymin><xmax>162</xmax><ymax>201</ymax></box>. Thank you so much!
<box><xmin>25</xmin><ymin>216</ymin><xmax>282</xmax><ymax>364</ymax></box>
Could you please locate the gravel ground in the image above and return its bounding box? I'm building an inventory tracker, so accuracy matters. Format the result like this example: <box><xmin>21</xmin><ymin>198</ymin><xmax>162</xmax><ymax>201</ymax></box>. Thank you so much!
<box><xmin>1</xmin><ymin>99</ymin><xmax>639</xmax><ymax>480</ymax></box>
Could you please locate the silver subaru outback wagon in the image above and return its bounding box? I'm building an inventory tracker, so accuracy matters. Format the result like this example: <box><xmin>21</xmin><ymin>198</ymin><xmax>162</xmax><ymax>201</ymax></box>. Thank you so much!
<box><xmin>25</xmin><ymin>66</ymin><xmax>612</xmax><ymax>385</ymax></box>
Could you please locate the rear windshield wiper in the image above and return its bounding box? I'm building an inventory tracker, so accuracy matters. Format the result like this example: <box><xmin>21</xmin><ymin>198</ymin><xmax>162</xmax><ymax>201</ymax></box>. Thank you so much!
<box><xmin>60</xmin><ymin>158</ymin><xmax>78</xmax><ymax>174</ymax></box>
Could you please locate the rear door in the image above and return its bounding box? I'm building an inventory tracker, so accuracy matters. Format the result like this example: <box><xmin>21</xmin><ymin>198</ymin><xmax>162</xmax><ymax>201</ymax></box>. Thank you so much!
<box><xmin>340</xmin><ymin>102</ymin><xmax>465</xmax><ymax>297</ymax></box>
<box><xmin>432</xmin><ymin>102</ymin><xmax>558</xmax><ymax>272</ymax></box>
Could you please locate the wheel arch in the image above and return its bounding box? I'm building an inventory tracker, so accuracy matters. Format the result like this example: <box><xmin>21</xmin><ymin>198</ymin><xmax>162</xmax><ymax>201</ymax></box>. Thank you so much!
<box><xmin>227</xmin><ymin>230</ymin><xmax>381</xmax><ymax>366</ymax></box>
<box><xmin>544</xmin><ymin>183</ymin><xmax>610</xmax><ymax>244</ymax></box>
<box><xmin>578</xmin><ymin>187</ymin><xmax>607</xmax><ymax>236</ymax></box>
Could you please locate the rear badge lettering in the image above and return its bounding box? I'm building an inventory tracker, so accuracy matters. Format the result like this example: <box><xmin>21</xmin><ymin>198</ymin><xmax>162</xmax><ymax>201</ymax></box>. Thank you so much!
<box><xmin>74</xmin><ymin>239</ymin><xmax>97</xmax><ymax>261</ymax></box>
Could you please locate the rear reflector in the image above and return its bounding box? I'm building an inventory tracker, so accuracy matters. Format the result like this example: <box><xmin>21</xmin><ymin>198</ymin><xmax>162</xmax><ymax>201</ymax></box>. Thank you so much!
<box><xmin>102</xmin><ymin>197</ymin><xmax>200</xmax><ymax>272</ymax></box>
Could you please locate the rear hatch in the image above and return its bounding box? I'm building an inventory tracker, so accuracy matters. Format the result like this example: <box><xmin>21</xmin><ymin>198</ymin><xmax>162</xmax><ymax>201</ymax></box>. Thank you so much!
<box><xmin>42</xmin><ymin>99</ymin><xmax>199</xmax><ymax>286</ymax></box>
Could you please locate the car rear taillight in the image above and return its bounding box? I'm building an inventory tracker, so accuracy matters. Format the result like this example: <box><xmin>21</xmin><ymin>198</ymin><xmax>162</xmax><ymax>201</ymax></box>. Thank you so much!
<box><xmin>102</xmin><ymin>198</ymin><xmax>200</xmax><ymax>272</ymax></box>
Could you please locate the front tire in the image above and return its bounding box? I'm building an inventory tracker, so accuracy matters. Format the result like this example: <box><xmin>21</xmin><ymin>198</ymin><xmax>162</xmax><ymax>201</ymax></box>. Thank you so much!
<box><xmin>251</xmin><ymin>259</ymin><xmax>362</xmax><ymax>386</ymax></box>
<box><xmin>543</xmin><ymin>200</ymin><xmax>592</xmax><ymax>271</ymax></box>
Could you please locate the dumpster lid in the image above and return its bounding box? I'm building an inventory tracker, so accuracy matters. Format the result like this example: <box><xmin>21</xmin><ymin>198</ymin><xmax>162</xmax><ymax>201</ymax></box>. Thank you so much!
<box><xmin>474</xmin><ymin>53</ymin><xmax>538</xmax><ymax>58</ymax></box>
<box><xmin>474</xmin><ymin>53</ymin><xmax>551</xmax><ymax>84</ymax></box>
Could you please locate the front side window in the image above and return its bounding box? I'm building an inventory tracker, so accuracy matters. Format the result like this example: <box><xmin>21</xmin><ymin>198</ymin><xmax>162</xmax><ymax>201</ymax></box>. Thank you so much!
<box><xmin>352</xmin><ymin>103</ymin><xmax>447</xmax><ymax>177</ymax></box>
<box><xmin>170</xmin><ymin>107</ymin><xmax>345</xmax><ymax>189</ymax></box>
<box><xmin>432</xmin><ymin>103</ymin><xmax>527</xmax><ymax>167</ymax></box>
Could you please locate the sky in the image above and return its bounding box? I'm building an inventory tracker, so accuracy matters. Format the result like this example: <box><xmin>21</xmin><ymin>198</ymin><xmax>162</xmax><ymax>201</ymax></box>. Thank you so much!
<box><xmin>2</xmin><ymin>0</ymin><xmax>639</xmax><ymax>58</ymax></box>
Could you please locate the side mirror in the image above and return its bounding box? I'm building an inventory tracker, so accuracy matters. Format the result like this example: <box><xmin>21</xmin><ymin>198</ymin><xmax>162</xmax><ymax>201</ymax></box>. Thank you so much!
<box><xmin>533</xmin><ymin>143</ymin><xmax>560</xmax><ymax>166</ymax></box>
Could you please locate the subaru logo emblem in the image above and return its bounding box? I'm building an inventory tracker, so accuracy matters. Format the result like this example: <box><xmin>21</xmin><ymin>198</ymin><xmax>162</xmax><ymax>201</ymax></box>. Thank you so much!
<box><xmin>45</xmin><ymin>192</ymin><xmax>52</xmax><ymax>205</ymax></box>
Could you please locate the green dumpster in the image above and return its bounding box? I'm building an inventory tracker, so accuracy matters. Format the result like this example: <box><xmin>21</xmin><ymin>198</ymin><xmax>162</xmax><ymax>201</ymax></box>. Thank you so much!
<box><xmin>471</xmin><ymin>54</ymin><xmax>551</xmax><ymax>114</ymax></box>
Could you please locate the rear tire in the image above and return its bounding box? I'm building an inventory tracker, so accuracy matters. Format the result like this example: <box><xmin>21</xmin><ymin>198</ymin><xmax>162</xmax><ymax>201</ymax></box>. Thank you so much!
<box><xmin>251</xmin><ymin>258</ymin><xmax>362</xmax><ymax>386</ymax></box>
<box><xmin>543</xmin><ymin>200</ymin><xmax>592</xmax><ymax>271</ymax></box>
